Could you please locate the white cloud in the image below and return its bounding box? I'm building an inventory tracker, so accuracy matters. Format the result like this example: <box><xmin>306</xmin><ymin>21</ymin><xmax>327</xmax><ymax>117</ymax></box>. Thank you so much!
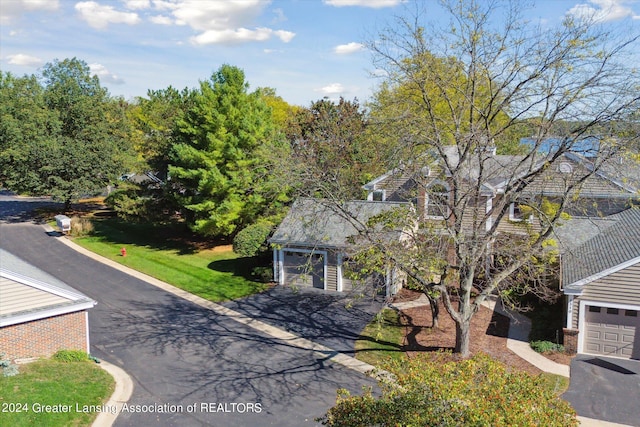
<box><xmin>171</xmin><ymin>0</ymin><xmax>265</xmax><ymax>31</ymax></box>
<box><xmin>89</xmin><ymin>63</ymin><xmax>125</xmax><ymax>84</ymax></box>
<box><xmin>124</xmin><ymin>0</ymin><xmax>151</xmax><ymax>10</ymax></box>
<box><xmin>153</xmin><ymin>0</ymin><xmax>295</xmax><ymax>45</ymax></box>
<box><xmin>372</xmin><ymin>68</ymin><xmax>388</xmax><ymax>77</ymax></box>
<box><xmin>150</xmin><ymin>15</ymin><xmax>173</xmax><ymax>25</ymax></box>
<box><xmin>0</xmin><ymin>0</ymin><xmax>59</xmax><ymax>24</ymax></box>
<box><xmin>335</xmin><ymin>42</ymin><xmax>364</xmax><ymax>54</ymax></box>
<box><xmin>317</xmin><ymin>82</ymin><xmax>345</xmax><ymax>95</ymax></box>
<box><xmin>567</xmin><ymin>0</ymin><xmax>639</xmax><ymax>22</ymax></box>
<box><xmin>7</xmin><ymin>53</ymin><xmax>44</xmax><ymax>67</ymax></box>
<box><xmin>271</xmin><ymin>8</ymin><xmax>287</xmax><ymax>24</ymax></box>
<box><xmin>324</xmin><ymin>0</ymin><xmax>403</xmax><ymax>8</ymax></box>
<box><xmin>191</xmin><ymin>27</ymin><xmax>295</xmax><ymax>45</ymax></box>
<box><xmin>75</xmin><ymin>1</ymin><xmax>141</xmax><ymax>30</ymax></box>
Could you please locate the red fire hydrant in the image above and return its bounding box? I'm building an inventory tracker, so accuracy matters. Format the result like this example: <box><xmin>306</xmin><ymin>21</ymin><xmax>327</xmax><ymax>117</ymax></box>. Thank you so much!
<box><xmin>120</xmin><ymin>247</ymin><xmax>127</xmax><ymax>257</ymax></box>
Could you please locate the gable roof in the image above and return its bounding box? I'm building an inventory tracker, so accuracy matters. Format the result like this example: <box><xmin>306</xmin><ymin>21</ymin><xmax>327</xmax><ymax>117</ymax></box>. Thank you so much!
<box><xmin>363</xmin><ymin>145</ymin><xmax>640</xmax><ymax>198</ymax></box>
<box><xmin>561</xmin><ymin>207</ymin><xmax>640</xmax><ymax>292</ymax></box>
<box><xmin>0</xmin><ymin>249</ymin><xmax>96</xmax><ymax>327</ymax></box>
<box><xmin>269</xmin><ymin>198</ymin><xmax>410</xmax><ymax>249</ymax></box>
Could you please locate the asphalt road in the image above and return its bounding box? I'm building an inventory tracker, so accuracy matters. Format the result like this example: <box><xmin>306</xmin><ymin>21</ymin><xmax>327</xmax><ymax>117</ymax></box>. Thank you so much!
<box><xmin>0</xmin><ymin>196</ymin><xmax>379</xmax><ymax>426</ymax></box>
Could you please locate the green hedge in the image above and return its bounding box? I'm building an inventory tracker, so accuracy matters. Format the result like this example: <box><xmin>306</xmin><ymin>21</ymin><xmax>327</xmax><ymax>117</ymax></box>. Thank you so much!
<box><xmin>232</xmin><ymin>221</ymin><xmax>274</xmax><ymax>257</ymax></box>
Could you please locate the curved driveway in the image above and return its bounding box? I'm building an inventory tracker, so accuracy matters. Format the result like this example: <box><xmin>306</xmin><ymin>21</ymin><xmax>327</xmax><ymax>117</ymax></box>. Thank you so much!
<box><xmin>0</xmin><ymin>196</ymin><xmax>379</xmax><ymax>426</ymax></box>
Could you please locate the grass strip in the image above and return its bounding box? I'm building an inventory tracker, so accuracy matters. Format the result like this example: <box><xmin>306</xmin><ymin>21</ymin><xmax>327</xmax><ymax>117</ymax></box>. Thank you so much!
<box><xmin>0</xmin><ymin>359</ymin><xmax>114</xmax><ymax>427</ymax></box>
<box><xmin>355</xmin><ymin>308</ymin><xmax>406</xmax><ymax>367</ymax></box>
<box><xmin>73</xmin><ymin>218</ymin><xmax>268</xmax><ymax>302</ymax></box>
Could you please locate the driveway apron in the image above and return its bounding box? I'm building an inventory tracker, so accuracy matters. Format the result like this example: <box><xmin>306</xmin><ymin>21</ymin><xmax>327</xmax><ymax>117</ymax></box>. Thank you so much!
<box><xmin>221</xmin><ymin>286</ymin><xmax>385</xmax><ymax>356</ymax></box>
<box><xmin>562</xmin><ymin>354</ymin><xmax>640</xmax><ymax>427</ymax></box>
<box><xmin>0</xmin><ymin>209</ymin><xmax>379</xmax><ymax>426</ymax></box>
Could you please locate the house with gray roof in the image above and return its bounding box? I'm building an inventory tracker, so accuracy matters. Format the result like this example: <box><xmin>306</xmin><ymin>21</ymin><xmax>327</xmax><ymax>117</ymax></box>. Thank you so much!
<box><xmin>0</xmin><ymin>249</ymin><xmax>96</xmax><ymax>361</ymax></box>
<box><xmin>269</xmin><ymin>198</ymin><xmax>411</xmax><ymax>295</ymax></box>
<box><xmin>363</xmin><ymin>145</ymin><xmax>639</xmax><ymax>234</ymax></box>
<box><xmin>560</xmin><ymin>208</ymin><xmax>640</xmax><ymax>360</ymax></box>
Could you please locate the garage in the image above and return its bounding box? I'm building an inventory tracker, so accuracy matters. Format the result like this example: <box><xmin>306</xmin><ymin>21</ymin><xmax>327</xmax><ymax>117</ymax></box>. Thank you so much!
<box><xmin>283</xmin><ymin>251</ymin><xmax>325</xmax><ymax>289</ymax></box>
<box><xmin>584</xmin><ymin>305</ymin><xmax>639</xmax><ymax>359</ymax></box>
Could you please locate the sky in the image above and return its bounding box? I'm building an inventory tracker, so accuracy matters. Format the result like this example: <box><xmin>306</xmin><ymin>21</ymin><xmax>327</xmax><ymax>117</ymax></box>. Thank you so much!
<box><xmin>1</xmin><ymin>0</ymin><xmax>639</xmax><ymax>106</ymax></box>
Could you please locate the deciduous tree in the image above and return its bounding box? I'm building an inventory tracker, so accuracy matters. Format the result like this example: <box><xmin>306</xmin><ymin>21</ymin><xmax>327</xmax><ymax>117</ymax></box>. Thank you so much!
<box><xmin>304</xmin><ymin>0</ymin><xmax>640</xmax><ymax>357</ymax></box>
<box><xmin>0</xmin><ymin>59</ymin><xmax>133</xmax><ymax>209</ymax></box>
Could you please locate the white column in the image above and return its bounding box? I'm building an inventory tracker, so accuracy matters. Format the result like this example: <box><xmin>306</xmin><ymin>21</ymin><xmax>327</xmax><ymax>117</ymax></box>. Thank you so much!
<box><xmin>337</xmin><ymin>253</ymin><xmax>343</xmax><ymax>292</ymax></box>
<box><xmin>485</xmin><ymin>196</ymin><xmax>493</xmax><ymax>232</ymax></box>
<box><xmin>566</xmin><ymin>295</ymin><xmax>574</xmax><ymax>329</ymax></box>
<box><xmin>85</xmin><ymin>311</ymin><xmax>91</xmax><ymax>354</ymax></box>
<box><xmin>277</xmin><ymin>249</ymin><xmax>284</xmax><ymax>285</ymax></box>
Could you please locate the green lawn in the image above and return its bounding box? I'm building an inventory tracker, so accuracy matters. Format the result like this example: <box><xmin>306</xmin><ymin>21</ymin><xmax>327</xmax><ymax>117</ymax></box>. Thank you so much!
<box><xmin>355</xmin><ymin>308</ymin><xmax>407</xmax><ymax>366</ymax></box>
<box><xmin>0</xmin><ymin>359</ymin><xmax>114</xmax><ymax>427</ymax></box>
<box><xmin>73</xmin><ymin>218</ymin><xmax>268</xmax><ymax>302</ymax></box>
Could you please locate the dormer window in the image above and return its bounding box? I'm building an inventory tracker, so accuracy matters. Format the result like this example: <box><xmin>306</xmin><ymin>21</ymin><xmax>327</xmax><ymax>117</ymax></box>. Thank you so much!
<box><xmin>369</xmin><ymin>189</ymin><xmax>386</xmax><ymax>201</ymax></box>
<box><xmin>509</xmin><ymin>203</ymin><xmax>534</xmax><ymax>223</ymax></box>
<box><xmin>425</xmin><ymin>183</ymin><xmax>449</xmax><ymax>219</ymax></box>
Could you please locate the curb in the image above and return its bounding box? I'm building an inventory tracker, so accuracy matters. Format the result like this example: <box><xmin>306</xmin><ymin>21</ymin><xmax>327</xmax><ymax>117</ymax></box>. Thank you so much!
<box><xmin>92</xmin><ymin>360</ymin><xmax>134</xmax><ymax>427</ymax></box>
<box><xmin>41</xmin><ymin>225</ymin><xmax>135</xmax><ymax>427</ymax></box>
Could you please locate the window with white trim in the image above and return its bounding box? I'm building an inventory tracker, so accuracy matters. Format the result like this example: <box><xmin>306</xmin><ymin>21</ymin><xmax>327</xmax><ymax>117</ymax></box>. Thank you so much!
<box><xmin>371</xmin><ymin>189</ymin><xmax>386</xmax><ymax>201</ymax></box>
<box><xmin>509</xmin><ymin>202</ymin><xmax>533</xmax><ymax>223</ymax></box>
<box><xmin>425</xmin><ymin>183</ymin><xmax>449</xmax><ymax>219</ymax></box>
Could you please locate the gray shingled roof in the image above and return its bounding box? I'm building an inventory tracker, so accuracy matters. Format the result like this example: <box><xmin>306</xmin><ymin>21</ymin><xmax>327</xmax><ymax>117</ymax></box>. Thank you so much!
<box><xmin>270</xmin><ymin>198</ymin><xmax>410</xmax><ymax>248</ymax></box>
<box><xmin>0</xmin><ymin>249</ymin><xmax>81</xmax><ymax>294</ymax></box>
<box><xmin>0</xmin><ymin>249</ymin><xmax>95</xmax><ymax>324</ymax></box>
<box><xmin>561</xmin><ymin>207</ymin><xmax>640</xmax><ymax>290</ymax></box>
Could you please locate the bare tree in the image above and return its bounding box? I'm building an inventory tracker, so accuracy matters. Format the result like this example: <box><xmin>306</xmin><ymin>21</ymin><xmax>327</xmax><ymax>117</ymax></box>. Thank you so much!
<box><xmin>305</xmin><ymin>0</ymin><xmax>640</xmax><ymax>357</ymax></box>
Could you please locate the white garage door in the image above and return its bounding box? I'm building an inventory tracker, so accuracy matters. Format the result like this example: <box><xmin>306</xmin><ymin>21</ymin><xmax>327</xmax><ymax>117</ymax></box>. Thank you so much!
<box><xmin>584</xmin><ymin>305</ymin><xmax>639</xmax><ymax>359</ymax></box>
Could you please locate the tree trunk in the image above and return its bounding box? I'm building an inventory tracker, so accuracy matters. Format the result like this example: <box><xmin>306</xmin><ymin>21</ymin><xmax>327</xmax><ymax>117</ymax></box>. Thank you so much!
<box><xmin>428</xmin><ymin>296</ymin><xmax>439</xmax><ymax>328</ymax></box>
<box><xmin>455</xmin><ymin>319</ymin><xmax>471</xmax><ymax>357</ymax></box>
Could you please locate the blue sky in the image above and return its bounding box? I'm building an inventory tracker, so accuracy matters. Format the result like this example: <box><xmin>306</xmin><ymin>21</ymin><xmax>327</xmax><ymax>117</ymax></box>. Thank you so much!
<box><xmin>1</xmin><ymin>0</ymin><xmax>639</xmax><ymax>106</ymax></box>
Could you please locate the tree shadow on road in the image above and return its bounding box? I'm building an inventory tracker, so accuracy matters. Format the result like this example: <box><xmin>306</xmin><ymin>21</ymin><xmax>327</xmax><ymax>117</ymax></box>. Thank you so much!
<box><xmin>93</xmin><ymin>292</ymin><xmax>379</xmax><ymax>418</ymax></box>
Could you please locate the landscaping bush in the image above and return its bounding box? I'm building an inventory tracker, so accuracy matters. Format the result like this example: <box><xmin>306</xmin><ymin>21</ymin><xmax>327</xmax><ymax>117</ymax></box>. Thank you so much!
<box><xmin>232</xmin><ymin>221</ymin><xmax>274</xmax><ymax>257</ymax></box>
<box><xmin>0</xmin><ymin>352</ymin><xmax>19</xmax><ymax>377</ymax></box>
<box><xmin>52</xmin><ymin>350</ymin><xmax>90</xmax><ymax>362</ymax></box>
<box><xmin>70</xmin><ymin>216</ymin><xmax>94</xmax><ymax>236</ymax></box>
<box><xmin>251</xmin><ymin>266</ymin><xmax>273</xmax><ymax>283</ymax></box>
<box><xmin>530</xmin><ymin>340</ymin><xmax>565</xmax><ymax>353</ymax></box>
<box><xmin>318</xmin><ymin>353</ymin><xmax>577</xmax><ymax>427</ymax></box>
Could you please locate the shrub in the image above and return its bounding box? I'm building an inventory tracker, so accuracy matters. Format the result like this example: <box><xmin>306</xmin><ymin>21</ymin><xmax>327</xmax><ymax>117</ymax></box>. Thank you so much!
<box><xmin>0</xmin><ymin>353</ymin><xmax>19</xmax><ymax>377</ymax></box>
<box><xmin>232</xmin><ymin>221</ymin><xmax>274</xmax><ymax>257</ymax></box>
<box><xmin>70</xmin><ymin>216</ymin><xmax>94</xmax><ymax>236</ymax></box>
<box><xmin>318</xmin><ymin>353</ymin><xmax>577</xmax><ymax>427</ymax></box>
<box><xmin>53</xmin><ymin>350</ymin><xmax>90</xmax><ymax>362</ymax></box>
<box><xmin>530</xmin><ymin>340</ymin><xmax>565</xmax><ymax>353</ymax></box>
<box><xmin>251</xmin><ymin>266</ymin><xmax>273</xmax><ymax>283</ymax></box>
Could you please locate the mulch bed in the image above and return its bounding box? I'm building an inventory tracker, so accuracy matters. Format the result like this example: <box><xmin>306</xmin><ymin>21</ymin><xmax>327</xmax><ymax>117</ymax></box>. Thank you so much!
<box><xmin>394</xmin><ymin>289</ymin><xmax>572</xmax><ymax>375</ymax></box>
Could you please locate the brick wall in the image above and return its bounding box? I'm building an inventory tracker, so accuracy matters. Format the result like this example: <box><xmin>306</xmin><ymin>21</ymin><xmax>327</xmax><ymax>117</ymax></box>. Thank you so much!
<box><xmin>0</xmin><ymin>311</ymin><xmax>88</xmax><ymax>361</ymax></box>
<box><xmin>563</xmin><ymin>328</ymin><xmax>579</xmax><ymax>355</ymax></box>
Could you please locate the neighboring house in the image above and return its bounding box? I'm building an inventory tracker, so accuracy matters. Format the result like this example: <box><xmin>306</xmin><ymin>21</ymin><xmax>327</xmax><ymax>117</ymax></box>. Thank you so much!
<box><xmin>362</xmin><ymin>143</ymin><xmax>640</xmax><ymax>357</ymax></box>
<box><xmin>558</xmin><ymin>208</ymin><xmax>640</xmax><ymax>360</ymax></box>
<box><xmin>269</xmin><ymin>198</ymin><xmax>410</xmax><ymax>295</ymax></box>
<box><xmin>363</xmin><ymin>145</ymin><xmax>639</xmax><ymax>234</ymax></box>
<box><xmin>0</xmin><ymin>249</ymin><xmax>96</xmax><ymax>362</ymax></box>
